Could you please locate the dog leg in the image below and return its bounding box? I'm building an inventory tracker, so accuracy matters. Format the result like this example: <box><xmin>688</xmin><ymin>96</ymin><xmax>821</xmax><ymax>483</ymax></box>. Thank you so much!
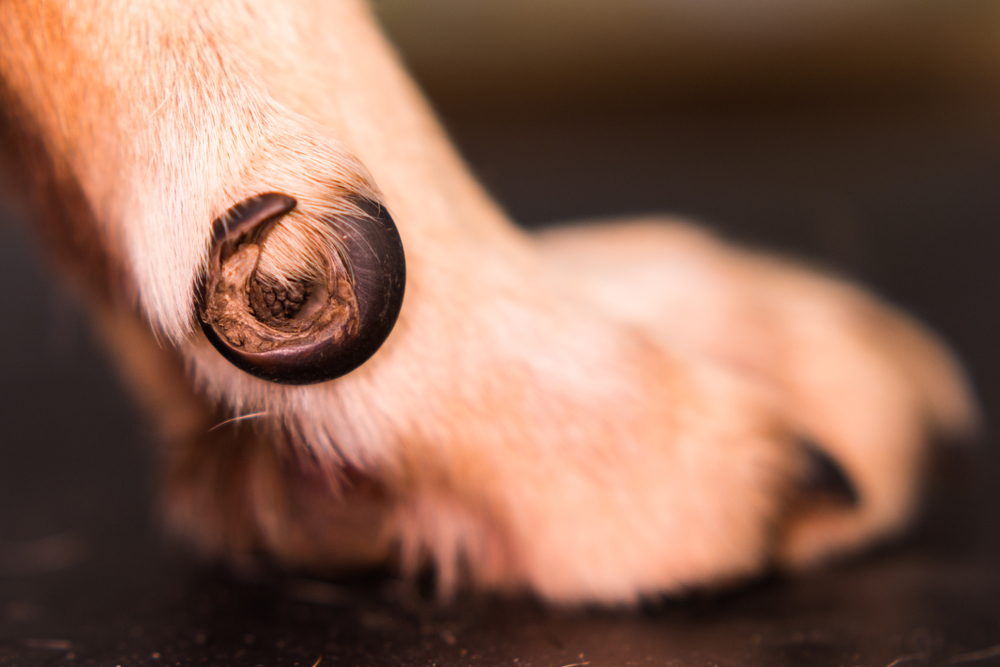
<box><xmin>0</xmin><ymin>0</ymin><xmax>977</xmax><ymax>603</ymax></box>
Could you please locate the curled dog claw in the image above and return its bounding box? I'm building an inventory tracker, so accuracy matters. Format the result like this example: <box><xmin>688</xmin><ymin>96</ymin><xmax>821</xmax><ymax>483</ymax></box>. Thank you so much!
<box><xmin>197</xmin><ymin>192</ymin><xmax>405</xmax><ymax>384</ymax></box>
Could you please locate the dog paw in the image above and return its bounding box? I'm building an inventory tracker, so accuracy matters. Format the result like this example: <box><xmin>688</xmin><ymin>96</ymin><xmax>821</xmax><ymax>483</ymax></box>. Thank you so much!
<box><xmin>164</xmin><ymin>206</ymin><xmax>977</xmax><ymax>604</ymax></box>
<box><xmin>538</xmin><ymin>219</ymin><xmax>978</xmax><ymax>572</ymax></box>
<box><xmin>135</xmin><ymin>152</ymin><xmax>978</xmax><ymax>604</ymax></box>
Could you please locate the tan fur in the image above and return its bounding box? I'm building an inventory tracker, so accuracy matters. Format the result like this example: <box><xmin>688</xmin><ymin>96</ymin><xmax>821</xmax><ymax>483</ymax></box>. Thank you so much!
<box><xmin>0</xmin><ymin>0</ymin><xmax>978</xmax><ymax>603</ymax></box>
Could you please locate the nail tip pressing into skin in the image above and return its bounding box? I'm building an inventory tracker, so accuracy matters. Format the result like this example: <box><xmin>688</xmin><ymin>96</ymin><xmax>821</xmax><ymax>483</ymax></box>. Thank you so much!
<box><xmin>197</xmin><ymin>192</ymin><xmax>405</xmax><ymax>385</ymax></box>
<box><xmin>209</xmin><ymin>193</ymin><xmax>298</xmax><ymax>248</ymax></box>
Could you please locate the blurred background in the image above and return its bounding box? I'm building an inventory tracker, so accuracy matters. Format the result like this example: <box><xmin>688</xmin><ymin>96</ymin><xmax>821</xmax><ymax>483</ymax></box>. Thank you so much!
<box><xmin>377</xmin><ymin>0</ymin><xmax>1000</xmax><ymax>108</ymax></box>
<box><xmin>2</xmin><ymin>1</ymin><xmax>1000</xmax><ymax>665</ymax></box>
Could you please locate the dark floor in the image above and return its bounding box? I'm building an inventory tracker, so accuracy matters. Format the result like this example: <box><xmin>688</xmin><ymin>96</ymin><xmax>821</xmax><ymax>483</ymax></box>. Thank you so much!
<box><xmin>2</xmin><ymin>74</ymin><xmax>1000</xmax><ymax>666</ymax></box>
